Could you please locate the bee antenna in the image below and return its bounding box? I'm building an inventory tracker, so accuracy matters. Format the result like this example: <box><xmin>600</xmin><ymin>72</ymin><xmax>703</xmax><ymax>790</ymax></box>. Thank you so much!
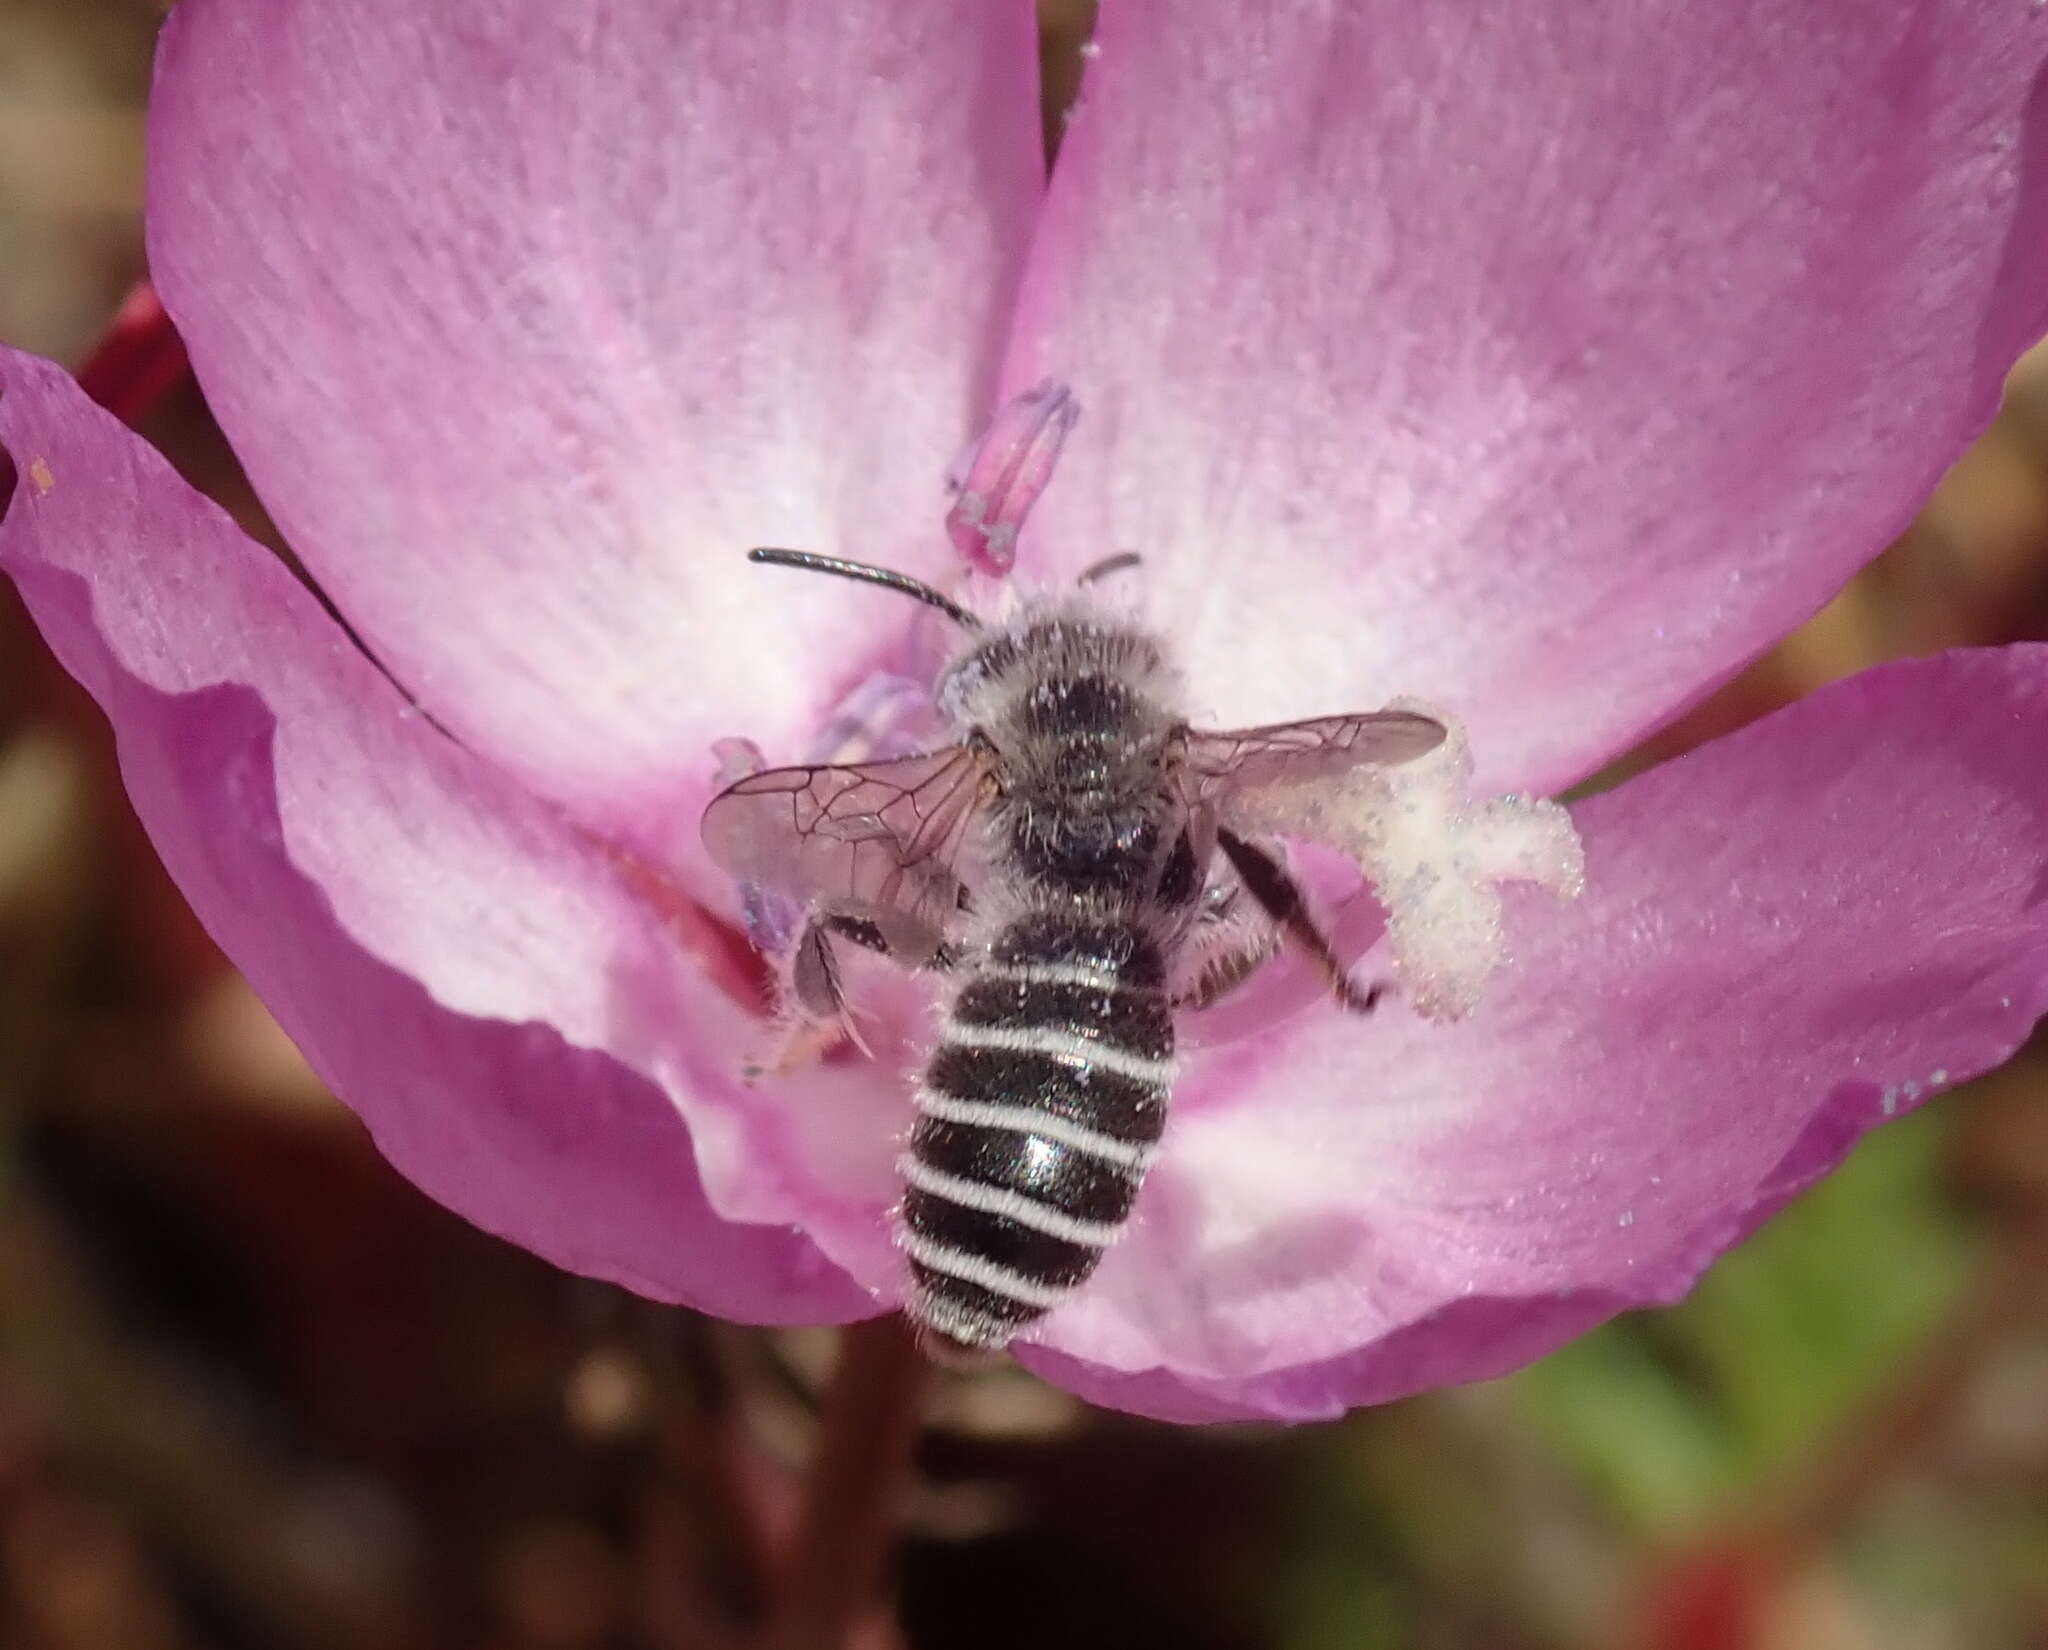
<box><xmin>747</xmin><ymin>548</ymin><xmax>980</xmax><ymax>630</ymax></box>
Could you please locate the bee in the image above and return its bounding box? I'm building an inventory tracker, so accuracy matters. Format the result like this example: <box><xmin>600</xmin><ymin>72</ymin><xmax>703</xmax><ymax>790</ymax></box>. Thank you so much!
<box><xmin>702</xmin><ymin>548</ymin><xmax>1445</xmax><ymax>1356</ymax></box>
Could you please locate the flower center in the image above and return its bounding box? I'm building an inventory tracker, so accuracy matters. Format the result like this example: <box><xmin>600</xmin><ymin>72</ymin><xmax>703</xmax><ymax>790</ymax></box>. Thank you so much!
<box><xmin>712</xmin><ymin>382</ymin><xmax>1586</xmax><ymax>1048</ymax></box>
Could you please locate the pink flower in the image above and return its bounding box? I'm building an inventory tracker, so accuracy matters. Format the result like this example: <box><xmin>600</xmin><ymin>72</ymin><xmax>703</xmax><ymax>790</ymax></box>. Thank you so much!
<box><xmin>5</xmin><ymin>0</ymin><xmax>2048</xmax><ymax>1423</ymax></box>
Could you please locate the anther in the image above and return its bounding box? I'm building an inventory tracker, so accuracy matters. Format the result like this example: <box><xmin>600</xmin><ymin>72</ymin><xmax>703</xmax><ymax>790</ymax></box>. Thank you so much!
<box><xmin>944</xmin><ymin>379</ymin><xmax>1080</xmax><ymax>576</ymax></box>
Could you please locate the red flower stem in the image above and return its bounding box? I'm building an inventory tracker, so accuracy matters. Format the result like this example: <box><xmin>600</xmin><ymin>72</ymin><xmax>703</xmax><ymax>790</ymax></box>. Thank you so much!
<box><xmin>764</xmin><ymin>1316</ymin><xmax>929</xmax><ymax>1650</ymax></box>
<box><xmin>75</xmin><ymin>283</ymin><xmax>191</xmax><ymax>426</ymax></box>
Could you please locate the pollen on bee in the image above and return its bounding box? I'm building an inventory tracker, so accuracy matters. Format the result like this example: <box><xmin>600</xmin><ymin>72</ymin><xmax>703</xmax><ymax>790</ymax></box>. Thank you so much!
<box><xmin>1228</xmin><ymin>703</ymin><xmax>1584</xmax><ymax>1021</ymax></box>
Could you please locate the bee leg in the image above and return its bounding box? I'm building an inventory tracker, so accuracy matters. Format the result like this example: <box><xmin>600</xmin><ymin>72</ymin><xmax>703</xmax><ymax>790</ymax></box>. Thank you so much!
<box><xmin>820</xmin><ymin>913</ymin><xmax>890</xmax><ymax>961</ymax></box>
<box><xmin>745</xmin><ymin>917</ymin><xmax>868</xmax><ymax>1081</ymax></box>
<box><xmin>1171</xmin><ymin>881</ymin><xmax>1279</xmax><ymax>1010</ymax></box>
<box><xmin>748</xmin><ymin>911</ymin><xmax>967</xmax><ymax>1081</ymax></box>
<box><xmin>790</xmin><ymin>917</ymin><xmax>850</xmax><ymax>1022</ymax></box>
<box><xmin>1215</xmin><ymin>828</ymin><xmax>1384</xmax><ymax>1016</ymax></box>
<box><xmin>1174</xmin><ymin>934</ymin><xmax>1280</xmax><ymax>1011</ymax></box>
<box><xmin>825</xmin><ymin>913</ymin><xmax>963</xmax><ymax>974</ymax></box>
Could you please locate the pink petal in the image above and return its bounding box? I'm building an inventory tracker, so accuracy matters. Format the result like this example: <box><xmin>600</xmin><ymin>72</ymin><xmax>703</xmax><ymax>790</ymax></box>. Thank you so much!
<box><xmin>1017</xmin><ymin>644</ymin><xmax>2048</xmax><ymax>1421</ymax></box>
<box><xmin>0</xmin><ymin>348</ymin><xmax>870</xmax><ymax>1324</ymax></box>
<box><xmin>1002</xmin><ymin>0</ymin><xmax>2048</xmax><ymax>793</ymax></box>
<box><xmin>147</xmin><ymin>0</ymin><xmax>1042</xmax><ymax>837</ymax></box>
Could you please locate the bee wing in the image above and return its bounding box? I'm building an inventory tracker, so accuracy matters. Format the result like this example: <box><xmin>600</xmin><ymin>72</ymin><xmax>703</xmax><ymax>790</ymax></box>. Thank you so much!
<box><xmin>700</xmin><ymin>745</ymin><xmax>986</xmax><ymax>965</ymax></box>
<box><xmin>1184</xmin><ymin>710</ymin><xmax>1447</xmax><ymax>805</ymax></box>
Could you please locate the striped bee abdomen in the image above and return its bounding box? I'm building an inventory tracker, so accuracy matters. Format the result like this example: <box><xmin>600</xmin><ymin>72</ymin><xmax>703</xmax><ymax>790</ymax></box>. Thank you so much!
<box><xmin>900</xmin><ymin>916</ymin><xmax>1174</xmax><ymax>1352</ymax></box>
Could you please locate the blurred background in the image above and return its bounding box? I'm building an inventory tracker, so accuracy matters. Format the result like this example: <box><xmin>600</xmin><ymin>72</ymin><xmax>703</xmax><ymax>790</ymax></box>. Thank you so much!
<box><xmin>4</xmin><ymin>2</ymin><xmax>2048</xmax><ymax>1647</ymax></box>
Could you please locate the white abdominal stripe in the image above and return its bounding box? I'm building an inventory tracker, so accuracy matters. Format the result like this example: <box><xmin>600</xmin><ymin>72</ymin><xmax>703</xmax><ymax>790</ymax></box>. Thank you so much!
<box><xmin>938</xmin><ymin>1020</ymin><xmax>1178</xmax><ymax>1086</ymax></box>
<box><xmin>897</xmin><ymin>1229</ymin><xmax>1073</xmax><ymax>1311</ymax></box>
<box><xmin>909</xmin><ymin>1091</ymin><xmax>1160</xmax><ymax>1174</ymax></box>
<box><xmin>899</xmin><ymin>1155</ymin><xmax>1126</xmax><ymax>1247</ymax></box>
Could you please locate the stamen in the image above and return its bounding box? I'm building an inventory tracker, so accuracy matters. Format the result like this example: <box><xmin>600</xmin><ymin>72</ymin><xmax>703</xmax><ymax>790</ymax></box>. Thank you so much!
<box><xmin>944</xmin><ymin>379</ymin><xmax>1080</xmax><ymax>576</ymax></box>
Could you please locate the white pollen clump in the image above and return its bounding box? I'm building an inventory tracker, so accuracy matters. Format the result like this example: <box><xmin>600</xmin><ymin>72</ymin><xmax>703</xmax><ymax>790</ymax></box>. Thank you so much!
<box><xmin>1231</xmin><ymin>702</ymin><xmax>1584</xmax><ymax>1021</ymax></box>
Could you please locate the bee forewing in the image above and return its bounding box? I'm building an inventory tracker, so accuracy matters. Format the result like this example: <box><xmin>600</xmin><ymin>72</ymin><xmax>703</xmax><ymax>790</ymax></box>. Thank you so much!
<box><xmin>1184</xmin><ymin>710</ymin><xmax>1447</xmax><ymax>801</ymax></box>
<box><xmin>699</xmin><ymin>745</ymin><xmax>985</xmax><ymax>955</ymax></box>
